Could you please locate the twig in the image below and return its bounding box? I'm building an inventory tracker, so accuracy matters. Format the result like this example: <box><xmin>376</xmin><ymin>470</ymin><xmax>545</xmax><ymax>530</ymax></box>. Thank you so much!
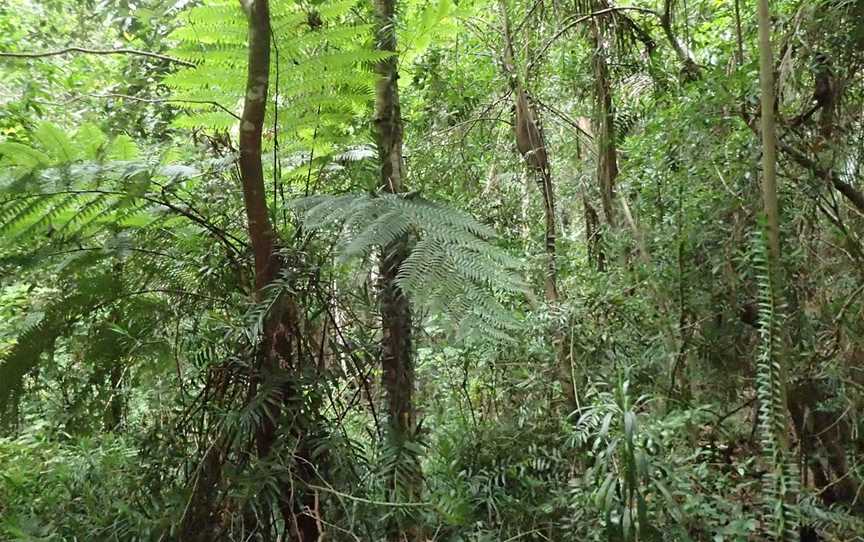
<box><xmin>835</xmin><ymin>282</ymin><xmax>864</xmax><ymax>326</ymax></box>
<box><xmin>533</xmin><ymin>98</ymin><xmax>594</xmax><ymax>143</ymax></box>
<box><xmin>513</xmin><ymin>0</ymin><xmax>546</xmax><ymax>35</ymax></box>
<box><xmin>528</xmin><ymin>6</ymin><xmax>658</xmax><ymax>71</ymax></box>
<box><xmin>778</xmin><ymin>138</ymin><xmax>864</xmax><ymax>215</ymax></box>
<box><xmin>90</xmin><ymin>93</ymin><xmax>240</xmax><ymax>120</ymax></box>
<box><xmin>305</xmin><ymin>484</ymin><xmax>432</xmax><ymax>508</ymax></box>
<box><xmin>715</xmin><ymin>397</ymin><xmax>756</xmax><ymax>426</ymax></box>
<box><xmin>0</xmin><ymin>47</ymin><xmax>196</xmax><ymax>67</ymax></box>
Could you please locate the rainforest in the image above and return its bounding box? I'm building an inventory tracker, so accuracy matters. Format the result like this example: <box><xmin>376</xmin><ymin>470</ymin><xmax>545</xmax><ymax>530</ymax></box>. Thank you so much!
<box><xmin>1</xmin><ymin>0</ymin><xmax>863</xmax><ymax>540</ymax></box>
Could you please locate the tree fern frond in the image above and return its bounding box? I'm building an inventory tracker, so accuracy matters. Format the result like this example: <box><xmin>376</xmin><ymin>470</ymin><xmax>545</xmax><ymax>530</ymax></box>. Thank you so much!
<box><xmin>0</xmin><ymin>142</ymin><xmax>51</xmax><ymax>179</ymax></box>
<box><xmin>33</xmin><ymin>122</ymin><xmax>78</xmax><ymax>163</ymax></box>
<box><xmin>291</xmin><ymin>193</ymin><xmax>526</xmax><ymax>335</ymax></box>
<box><xmin>166</xmin><ymin>0</ymin><xmax>379</xmax><ymax>172</ymax></box>
<box><xmin>0</xmin><ymin>280</ymin><xmax>115</xmax><ymax>420</ymax></box>
<box><xmin>106</xmin><ymin>135</ymin><xmax>141</xmax><ymax>161</ymax></box>
<box><xmin>339</xmin><ymin>209</ymin><xmax>414</xmax><ymax>261</ymax></box>
<box><xmin>74</xmin><ymin>123</ymin><xmax>109</xmax><ymax>160</ymax></box>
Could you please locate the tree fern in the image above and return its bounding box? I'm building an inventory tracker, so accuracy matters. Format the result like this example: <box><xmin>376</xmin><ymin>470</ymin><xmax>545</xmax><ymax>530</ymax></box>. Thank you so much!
<box><xmin>0</xmin><ymin>273</ymin><xmax>120</xmax><ymax>420</ymax></box>
<box><xmin>289</xmin><ymin>192</ymin><xmax>526</xmax><ymax>336</ymax></box>
<box><xmin>165</xmin><ymin>0</ymin><xmax>387</xmax><ymax>173</ymax></box>
<box><xmin>752</xmin><ymin>227</ymin><xmax>799</xmax><ymax>541</ymax></box>
<box><xmin>399</xmin><ymin>0</ymin><xmax>470</xmax><ymax>65</ymax></box>
<box><xmin>0</xmin><ymin>123</ymin><xmax>241</xmax><ymax>422</ymax></box>
<box><xmin>0</xmin><ymin>125</ymin><xmax>234</xmax><ymax>258</ymax></box>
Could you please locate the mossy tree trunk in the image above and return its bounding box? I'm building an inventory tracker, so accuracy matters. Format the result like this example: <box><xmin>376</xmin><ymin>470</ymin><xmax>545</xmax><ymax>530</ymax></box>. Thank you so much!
<box><xmin>373</xmin><ymin>0</ymin><xmax>421</xmax><ymax>539</ymax></box>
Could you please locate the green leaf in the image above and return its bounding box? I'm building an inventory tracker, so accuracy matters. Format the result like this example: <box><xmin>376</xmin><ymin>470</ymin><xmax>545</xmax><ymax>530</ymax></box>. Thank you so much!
<box><xmin>107</xmin><ymin>135</ymin><xmax>140</xmax><ymax>160</ymax></box>
<box><xmin>0</xmin><ymin>143</ymin><xmax>51</xmax><ymax>178</ymax></box>
<box><xmin>75</xmin><ymin>123</ymin><xmax>108</xmax><ymax>160</ymax></box>
<box><xmin>33</xmin><ymin>122</ymin><xmax>78</xmax><ymax>163</ymax></box>
<box><xmin>624</xmin><ymin>411</ymin><xmax>637</xmax><ymax>444</ymax></box>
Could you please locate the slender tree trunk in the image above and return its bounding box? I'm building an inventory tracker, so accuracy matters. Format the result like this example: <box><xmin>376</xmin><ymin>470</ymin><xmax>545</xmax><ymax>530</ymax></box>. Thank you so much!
<box><xmin>757</xmin><ymin>0</ymin><xmax>780</xmax><ymax>269</ymax></box>
<box><xmin>756</xmin><ymin>0</ymin><xmax>787</xmax><ymax>455</ymax></box>
<box><xmin>104</xmin><ymin>262</ymin><xmax>125</xmax><ymax>432</ymax></box>
<box><xmin>591</xmin><ymin>25</ymin><xmax>618</xmax><ymax>230</ymax></box>
<box><xmin>584</xmin><ymin>195</ymin><xmax>605</xmax><ymax>271</ymax></box>
<box><xmin>499</xmin><ymin>1</ymin><xmax>577</xmax><ymax>412</ymax></box>
<box><xmin>105</xmin><ymin>361</ymin><xmax>123</xmax><ymax>431</ymax></box>
<box><xmin>238</xmin><ymin>2</ymin><xmax>321</xmax><ymax>539</ymax></box>
<box><xmin>373</xmin><ymin>0</ymin><xmax>420</xmax><ymax>538</ymax></box>
<box><xmin>500</xmin><ymin>1</ymin><xmax>558</xmax><ymax>302</ymax></box>
<box><xmin>755</xmin><ymin>1</ymin><xmax>787</xmax><ymax>449</ymax></box>
<box><xmin>756</xmin><ymin>2</ymin><xmax>800</xmax><ymax>536</ymax></box>
<box><xmin>238</xmin><ymin>0</ymin><xmax>277</xmax><ymax>291</ymax></box>
<box><xmin>182</xmin><ymin>2</ymin><xmax>321</xmax><ymax>539</ymax></box>
<box><xmin>660</xmin><ymin>0</ymin><xmax>700</xmax><ymax>80</ymax></box>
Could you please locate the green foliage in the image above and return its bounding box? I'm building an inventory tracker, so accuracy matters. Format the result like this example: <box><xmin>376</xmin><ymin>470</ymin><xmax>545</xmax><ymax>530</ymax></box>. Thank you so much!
<box><xmin>571</xmin><ymin>376</ymin><xmax>672</xmax><ymax>542</ymax></box>
<box><xmin>291</xmin><ymin>192</ymin><xmax>528</xmax><ymax>337</ymax></box>
<box><xmin>0</xmin><ymin>121</ymin><xmax>235</xmax><ymax>427</ymax></box>
<box><xmin>0</xmin><ymin>279</ymin><xmax>112</xmax><ymax>421</ymax></box>
<box><xmin>2</xmin><ymin>0</ymin><xmax>864</xmax><ymax>541</ymax></box>
<box><xmin>165</xmin><ymin>0</ymin><xmax>385</xmax><ymax>172</ymax></box>
<box><xmin>0</xmin><ymin>423</ymin><xmax>165</xmax><ymax>540</ymax></box>
<box><xmin>0</xmin><ymin>122</ymin><xmax>151</xmax><ymax>248</ymax></box>
<box><xmin>751</xmin><ymin>227</ymin><xmax>800</xmax><ymax>541</ymax></box>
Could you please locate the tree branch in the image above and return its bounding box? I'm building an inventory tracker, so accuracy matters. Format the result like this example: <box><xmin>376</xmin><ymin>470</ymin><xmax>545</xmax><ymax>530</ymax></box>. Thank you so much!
<box><xmin>90</xmin><ymin>93</ymin><xmax>240</xmax><ymax>120</ymax></box>
<box><xmin>778</xmin><ymin>140</ymin><xmax>864</xmax><ymax>215</ymax></box>
<box><xmin>660</xmin><ymin>0</ymin><xmax>699</xmax><ymax>76</ymax></box>
<box><xmin>740</xmin><ymin>109</ymin><xmax>864</xmax><ymax>216</ymax></box>
<box><xmin>528</xmin><ymin>6</ymin><xmax>658</xmax><ymax>70</ymax></box>
<box><xmin>0</xmin><ymin>47</ymin><xmax>196</xmax><ymax>67</ymax></box>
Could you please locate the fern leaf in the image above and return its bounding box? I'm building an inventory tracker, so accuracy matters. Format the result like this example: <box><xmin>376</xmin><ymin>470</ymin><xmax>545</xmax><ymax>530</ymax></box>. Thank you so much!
<box><xmin>752</xmin><ymin>226</ymin><xmax>799</xmax><ymax>541</ymax></box>
<box><xmin>291</xmin><ymin>193</ymin><xmax>526</xmax><ymax>336</ymax></box>
<box><xmin>33</xmin><ymin>122</ymin><xmax>78</xmax><ymax>163</ymax></box>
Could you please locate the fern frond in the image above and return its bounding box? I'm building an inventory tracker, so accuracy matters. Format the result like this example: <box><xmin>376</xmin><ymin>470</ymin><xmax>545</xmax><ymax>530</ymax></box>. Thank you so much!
<box><xmin>0</xmin><ymin>279</ymin><xmax>115</xmax><ymax>420</ymax></box>
<box><xmin>166</xmin><ymin>0</ymin><xmax>377</xmax><ymax>172</ymax></box>
<box><xmin>33</xmin><ymin>122</ymin><xmax>78</xmax><ymax>163</ymax></box>
<box><xmin>752</xmin><ymin>226</ymin><xmax>799</xmax><ymax>541</ymax></box>
<box><xmin>290</xmin><ymin>193</ymin><xmax>527</xmax><ymax>336</ymax></box>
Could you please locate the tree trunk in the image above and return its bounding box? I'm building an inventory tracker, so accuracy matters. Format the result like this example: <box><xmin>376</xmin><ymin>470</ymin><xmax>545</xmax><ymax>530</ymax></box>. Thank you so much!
<box><xmin>239</xmin><ymin>2</ymin><xmax>321</xmax><ymax>539</ymax></box>
<box><xmin>660</xmin><ymin>0</ymin><xmax>700</xmax><ymax>80</ymax></box>
<box><xmin>757</xmin><ymin>0</ymin><xmax>787</xmax><ymax>456</ymax></box>
<box><xmin>500</xmin><ymin>0</ymin><xmax>558</xmax><ymax>302</ymax></box>
<box><xmin>591</xmin><ymin>25</ymin><xmax>618</xmax><ymax>230</ymax></box>
<box><xmin>756</xmin><ymin>1</ymin><xmax>798</xmax><ymax>535</ymax></box>
<box><xmin>499</xmin><ymin>1</ymin><xmax>577</xmax><ymax>414</ymax></box>
<box><xmin>373</xmin><ymin>0</ymin><xmax>421</xmax><ymax>538</ymax></box>
<box><xmin>238</xmin><ymin>0</ymin><xmax>277</xmax><ymax>292</ymax></box>
<box><xmin>181</xmin><ymin>2</ymin><xmax>321</xmax><ymax>540</ymax></box>
<box><xmin>105</xmin><ymin>361</ymin><xmax>123</xmax><ymax>431</ymax></box>
<box><xmin>756</xmin><ymin>0</ymin><xmax>780</xmax><ymax>269</ymax></box>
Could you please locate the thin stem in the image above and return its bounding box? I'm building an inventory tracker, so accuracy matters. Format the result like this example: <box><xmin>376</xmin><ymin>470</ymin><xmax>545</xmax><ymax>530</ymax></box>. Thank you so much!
<box><xmin>0</xmin><ymin>47</ymin><xmax>196</xmax><ymax>67</ymax></box>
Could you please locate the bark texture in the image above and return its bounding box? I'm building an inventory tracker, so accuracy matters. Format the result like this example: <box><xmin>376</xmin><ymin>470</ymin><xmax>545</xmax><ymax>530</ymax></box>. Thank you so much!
<box><xmin>757</xmin><ymin>0</ymin><xmax>780</xmax><ymax>267</ymax></box>
<box><xmin>591</xmin><ymin>26</ymin><xmax>619</xmax><ymax>230</ymax></box>
<box><xmin>238</xmin><ymin>0</ymin><xmax>277</xmax><ymax>291</ymax></box>
<box><xmin>373</xmin><ymin>0</ymin><xmax>420</xmax><ymax>538</ymax></box>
